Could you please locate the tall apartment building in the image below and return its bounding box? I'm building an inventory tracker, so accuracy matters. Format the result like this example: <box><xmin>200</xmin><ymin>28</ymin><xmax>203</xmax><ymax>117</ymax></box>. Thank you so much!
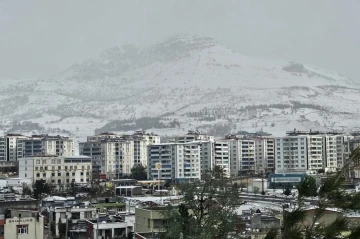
<box><xmin>0</xmin><ymin>137</ymin><xmax>6</xmax><ymax>161</ymax></box>
<box><xmin>5</xmin><ymin>134</ymin><xmax>28</xmax><ymax>161</ymax></box>
<box><xmin>275</xmin><ymin>136</ymin><xmax>308</xmax><ymax>173</ymax></box>
<box><xmin>343</xmin><ymin>138</ymin><xmax>360</xmax><ymax>181</ymax></box>
<box><xmin>0</xmin><ymin>134</ymin><xmax>76</xmax><ymax>162</ymax></box>
<box><xmin>275</xmin><ymin>130</ymin><xmax>353</xmax><ymax>174</ymax></box>
<box><xmin>18</xmin><ymin>155</ymin><xmax>92</xmax><ymax>189</ymax></box>
<box><xmin>147</xmin><ymin>142</ymin><xmax>204</xmax><ymax>182</ymax></box>
<box><xmin>214</xmin><ymin>140</ymin><xmax>230</xmax><ymax>177</ymax></box>
<box><xmin>80</xmin><ymin>131</ymin><xmax>160</xmax><ymax>179</ymax></box>
<box><xmin>254</xmin><ymin>137</ymin><xmax>275</xmax><ymax>174</ymax></box>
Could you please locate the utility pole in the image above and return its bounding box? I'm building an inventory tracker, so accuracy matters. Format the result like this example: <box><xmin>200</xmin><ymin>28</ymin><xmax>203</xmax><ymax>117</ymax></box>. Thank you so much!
<box><xmin>65</xmin><ymin>209</ymin><xmax>68</xmax><ymax>239</ymax></box>
<box><xmin>96</xmin><ymin>212</ymin><xmax>99</xmax><ymax>239</ymax></box>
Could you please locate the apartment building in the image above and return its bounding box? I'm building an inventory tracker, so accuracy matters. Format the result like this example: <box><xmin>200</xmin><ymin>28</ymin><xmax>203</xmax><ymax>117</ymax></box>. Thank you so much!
<box><xmin>275</xmin><ymin>130</ymin><xmax>353</xmax><ymax>174</ymax></box>
<box><xmin>80</xmin><ymin>131</ymin><xmax>160</xmax><ymax>179</ymax></box>
<box><xmin>0</xmin><ymin>137</ymin><xmax>6</xmax><ymax>161</ymax></box>
<box><xmin>18</xmin><ymin>155</ymin><xmax>92</xmax><ymax>188</ymax></box>
<box><xmin>101</xmin><ymin>138</ymin><xmax>134</xmax><ymax>179</ymax></box>
<box><xmin>343</xmin><ymin>138</ymin><xmax>360</xmax><ymax>181</ymax></box>
<box><xmin>17</xmin><ymin>135</ymin><xmax>75</xmax><ymax>159</ymax></box>
<box><xmin>79</xmin><ymin>141</ymin><xmax>102</xmax><ymax>178</ymax></box>
<box><xmin>132</xmin><ymin>131</ymin><xmax>160</xmax><ymax>166</ymax></box>
<box><xmin>41</xmin><ymin>135</ymin><xmax>74</xmax><ymax>156</ymax></box>
<box><xmin>4</xmin><ymin>134</ymin><xmax>28</xmax><ymax>161</ymax></box>
<box><xmin>147</xmin><ymin>142</ymin><xmax>204</xmax><ymax>182</ymax></box>
<box><xmin>214</xmin><ymin>140</ymin><xmax>230</xmax><ymax>177</ymax></box>
<box><xmin>173</xmin><ymin>130</ymin><xmax>214</xmax><ymax>143</ymax></box>
<box><xmin>275</xmin><ymin>136</ymin><xmax>308</xmax><ymax>173</ymax></box>
<box><xmin>254</xmin><ymin>137</ymin><xmax>275</xmax><ymax>174</ymax></box>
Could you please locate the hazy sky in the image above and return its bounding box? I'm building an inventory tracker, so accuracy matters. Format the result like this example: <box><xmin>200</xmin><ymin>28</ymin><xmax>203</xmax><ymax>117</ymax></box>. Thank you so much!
<box><xmin>0</xmin><ymin>0</ymin><xmax>359</xmax><ymax>80</ymax></box>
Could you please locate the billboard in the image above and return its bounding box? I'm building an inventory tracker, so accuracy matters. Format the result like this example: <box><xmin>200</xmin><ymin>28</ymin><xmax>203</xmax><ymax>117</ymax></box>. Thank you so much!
<box><xmin>271</xmin><ymin>177</ymin><xmax>302</xmax><ymax>183</ymax></box>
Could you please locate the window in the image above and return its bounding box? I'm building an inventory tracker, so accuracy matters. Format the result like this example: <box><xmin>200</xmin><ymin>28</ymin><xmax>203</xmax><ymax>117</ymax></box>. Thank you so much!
<box><xmin>72</xmin><ymin>172</ymin><xmax>75</xmax><ymax>176</ymax></box>
<box><xmin>17</xmin><ymin>225</ymin><xmax>28</xmax><ymax>234</ymax></box>
<box><xmin>36</xmin><ymin>160</ymin><xmax>40</xmax><ymax>164</ymax></box>
<box><xmin>58</xmin><ymin>173</ymin><xmax>61</xmax><ymax>176</ymax></box>
<box><xmin>42</xmin><ymin>160</ymin><xmax>46</xmax><ymax>164</ymax></box>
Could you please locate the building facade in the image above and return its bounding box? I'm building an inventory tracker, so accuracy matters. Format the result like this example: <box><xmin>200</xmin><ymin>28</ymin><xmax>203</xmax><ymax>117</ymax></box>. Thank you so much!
<box><xmin>4</xmin><ymin>215</ymin><xmax>44</xmax><ymax>239</ymax></box>
<box><xmin>147</xmin><ymin>142</ymin><xmax>206</xmax><ymax>182</ymax></box>
<box><xmin>80</xmin><ymin>131</ymin><xmax>160</xmax><ymax>179</ymax></box>
<box><xmin>18</xmin><ymin>155</ymin><xmax>92</xmax><ymax>189</ymax></box>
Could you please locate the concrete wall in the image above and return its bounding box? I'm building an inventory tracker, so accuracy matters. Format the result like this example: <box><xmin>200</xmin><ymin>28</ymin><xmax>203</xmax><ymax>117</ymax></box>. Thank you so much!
<box><xmin>135</xmin><ymin>208</ymin><xmax>165</xmax><ymax>233</ymax></box>
<box><xmin>0</xmin><ymin>200</ymin><xmax>38</xmax><ymax>214</ymax></box>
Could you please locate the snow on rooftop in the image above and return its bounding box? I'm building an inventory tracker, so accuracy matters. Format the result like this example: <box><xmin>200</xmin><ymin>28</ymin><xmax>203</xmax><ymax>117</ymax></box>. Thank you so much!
<box><xmin>42</xmin><ymin>196</ymin><xmax>67</xmax><ymax>201</ymax></box>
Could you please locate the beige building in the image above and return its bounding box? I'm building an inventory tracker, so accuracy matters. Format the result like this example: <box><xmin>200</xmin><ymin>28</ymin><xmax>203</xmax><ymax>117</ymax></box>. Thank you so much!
<box><xmin>299</xmin><ymin>207</ymin><xmax>341</xmax><ymax>227</ymax></box>
<box><xmin>135</xmin><ymin>207</ymin><xmax>167</xmax><ymax>233</ymax></box>
<box><xmin>4</xmin><ymin>216</ymin><xmax>44</xmax><ymax>239</ymax></box>
<box><xmin>18</xmin><ymin>155</ymin><xmax>92</xmax><ymax>189</ymax></box>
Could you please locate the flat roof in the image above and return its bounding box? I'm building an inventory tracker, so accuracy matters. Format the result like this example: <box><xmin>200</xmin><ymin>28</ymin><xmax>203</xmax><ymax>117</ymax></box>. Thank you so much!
<box><xmin>115</xmin><ymin>186</ymin><xmax>141</xmax><ymax>189</ymax></box>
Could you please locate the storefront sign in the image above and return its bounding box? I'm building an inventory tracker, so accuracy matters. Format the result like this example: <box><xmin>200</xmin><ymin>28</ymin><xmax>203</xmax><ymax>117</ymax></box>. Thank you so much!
<box><xmin>8</xmin><ymin>219</ymin><xmax>33</xmax><ymax>223</ymax></box>
<box><xmin>272</xmin><ymin>177</ymin><xmax>301</xmax><ymax>183</ymax></box>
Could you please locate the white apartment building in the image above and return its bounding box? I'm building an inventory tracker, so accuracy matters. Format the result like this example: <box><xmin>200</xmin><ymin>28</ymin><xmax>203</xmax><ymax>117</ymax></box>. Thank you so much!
<box><xmin>199</xmin><ymin>141</ymin><xmax>214</xmax><ymax>178</ymax></box>
<box><xmin>80</xmin><ymin>131</ymin><xmax>160</xmax><ymax>179</ymax></box>
<box><xmin>218</xmin><ymin>136</ymin><xmax>256</xmax><ymax>176</ymax></box>
<box><xmin>173</xmin><ymin>130</ymin><xmax>215</xmax><ymax>143</ymax></box>
<box><xmin>254</xmin><ymin>137</ymin><xmax>275</xmax><ymax>174</ymax></box>
<box><xmin>101</xmin><ymin>139</ymin><xmax>134</xmax><ymax>179</ymax></box>
<box><xmin>275</xmin><ymin>136</ymin><xmax>308</xmax><ymax>173</ymax></box>
<box><xmin>147</xmin><ymin>142</ymin><xmax>203</xmax><ymax>182</ymax></box>
<box><xmin>41</xmin><ymin>135</ymin><xmax>75</xmax><ymax>156</ymax></box>
<box><xmin>335</xmin><ymin>135</ymin><xmax>354</xmax><ymax>169</ymax></box>
<box><xmin>214</xmin><ymin>140</ymin><xmax>230</xmax><ymax>177</ymax></box>
<box><xmin>132</xmin><ymin>131</ymin><xmax>160</xmax><ymax>166</ymax></box>
<box><xmin>276</xmin><ymin>132</ymin><xmax>354</xmax><ymax>174</ymax></box>
<box><xmin>306</xmin><ymin>135</ymin><xmax>325</xmax><ymax>173</ymax></box>
<box><xmin>18</xmin><ymin>155</ymin><xmax>92</xmax><ymax>188</ymax></box>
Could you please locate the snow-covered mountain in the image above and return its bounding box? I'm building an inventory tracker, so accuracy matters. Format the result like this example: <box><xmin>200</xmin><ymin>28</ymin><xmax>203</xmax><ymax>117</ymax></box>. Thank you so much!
<box><xmin>0</xmin><ymin>35</ymin><xmax>360</xmax><ymax>141</ymax></box>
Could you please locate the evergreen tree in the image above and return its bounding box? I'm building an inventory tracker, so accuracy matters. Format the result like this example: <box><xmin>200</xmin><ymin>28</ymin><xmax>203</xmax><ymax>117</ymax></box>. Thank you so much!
<box><xmin>130</xmin><ymin>164</ymin><xmax>147</xmax><ymax>180</ymax></box>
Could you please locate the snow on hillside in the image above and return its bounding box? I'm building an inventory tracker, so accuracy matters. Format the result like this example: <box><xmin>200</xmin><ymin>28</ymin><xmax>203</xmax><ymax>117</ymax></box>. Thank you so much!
<box><xmin>0</xmin><ymin>35</ymin><xmax>359</xmax><ymax>139</ymax></box>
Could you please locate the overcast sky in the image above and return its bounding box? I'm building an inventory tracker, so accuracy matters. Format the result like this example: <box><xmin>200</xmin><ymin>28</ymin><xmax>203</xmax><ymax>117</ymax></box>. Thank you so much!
<box><xmin>0</xmin><ymin>0</ymin><xmax>359</xmax><ymax>80</ymax></box>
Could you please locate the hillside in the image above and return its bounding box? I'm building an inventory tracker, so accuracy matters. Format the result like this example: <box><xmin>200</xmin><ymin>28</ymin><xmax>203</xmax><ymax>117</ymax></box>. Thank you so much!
<box><xmin>0</xmin><ymin>35</ymin><xmax>359</xmax><ymax>142</ymax></box>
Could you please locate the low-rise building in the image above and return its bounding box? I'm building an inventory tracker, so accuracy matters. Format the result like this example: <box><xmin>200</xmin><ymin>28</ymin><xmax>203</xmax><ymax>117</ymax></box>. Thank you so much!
<box><xmin>51</xmin><ymin>206</ymin><xmax>97</xmax><ymax>237</ymax></box>
<box><xmin>135</xmin><ymin>207</ymin><xmax>167</xmax><ymax>234</ymax></box>
<box><xmin>4</xmin><ymin>211</ymin><xmax>44</xmax><ymax>239</ymax></box>
<box><xmin>115</xmin><ymin>186</ymin><xmax>143</xmax><ymax>197</ymax></box>
<box><xmin>18</xmin><ymin>155</ymin><xmax>92</xmax><ymax>190</ymax></box>
<box><xmin>85</xmin><ymin>216</ymin><xmax>131</xmax><ymax>239</ymax></box>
